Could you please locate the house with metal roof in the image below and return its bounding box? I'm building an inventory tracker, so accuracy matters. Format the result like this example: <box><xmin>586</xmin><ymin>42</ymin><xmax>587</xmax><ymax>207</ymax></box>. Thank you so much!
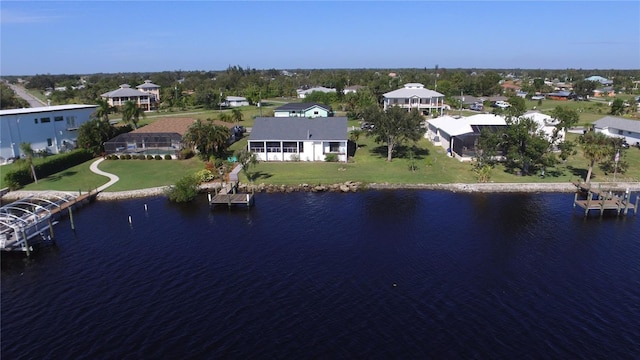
<box><xmin>426</xmin><ymin>114</ymin><xmax>507</xmax><ymax>161</ymax></box>
<box><xmin>101</xmin><ymin>84</ymin><xmax>157</xmax><ymax>111</ymax></box>
<box><xmin>593</xmin><ymin>116</ymin><xmax>640</xmax><ymax>145</ymax></box>
<box><xmin>136</xmin><ymin>80</ymin><xmax>161</xmax><ymax>102</ymax></box>
<box><xmin>383</xmin><ymin>83</ymin><xmax>445</xmax><ymax>115</ymax></box>
<box><xmin>248</xmin><ymin>117</ymin><xmax>347</xmax><ymax>162</ymax></box>
<box><xmin>224</xmin><ymin>96</ymin><xmax>249</xmax><ymax>107</ymax></box>
<box><xmin>0</xmin><ymin>104</ymin><xmax>98</xmax><ymax>161</ymax></box>
<box><xmin>274</xmin><ymin>103</ymin><xmax>332</xmax><ymax>118</ymax></box>
<box><xmin>585</xmin><ymin>76</ymin><xmax>613</xmax><ymax>86</ymax></box>
<box><xmin>296</xmin><ymin>86</ymin><xmax>336</xmax><ymax>99</ymax></box>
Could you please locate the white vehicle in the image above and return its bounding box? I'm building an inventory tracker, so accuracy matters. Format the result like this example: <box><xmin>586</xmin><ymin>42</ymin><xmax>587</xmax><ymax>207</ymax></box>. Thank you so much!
<box><xmin>493</xmin><ymin>100</ymin><xmax>511</xmax><ymax>109</ymax></box>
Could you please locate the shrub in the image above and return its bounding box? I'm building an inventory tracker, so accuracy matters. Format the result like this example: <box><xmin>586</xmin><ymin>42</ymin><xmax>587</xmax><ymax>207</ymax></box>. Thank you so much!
<box><xmin>166</xmin><ymin>174</ymin><xmax>200</xmax><ymax>203</ymax></box>
<box><xmin>195</xmin><ymin>169</ymin><xmax>215</xmax><ymax>182</ymax></box>
<box><xmin>125</xmin><ymin>154</ymin><xmax>132</xmax><ymax>160</ymax></box>
<box><xmin>290</xmin><ymin>154</ymin><xmax>300</xmax><ymax>162</ymax></box>
<box><xmin>155</xmin><ymin>155</ymin><xmax>162</xmax><ymax>160</ymax></box>
<box><xmin>180</xmin><ymin>148</ymin><xmax>195</xmax><ymax>159</ymax></box>
<box><xmin>146</xmin><ymin>155</ymin><xmax>154</xmax><ymax>160</ymax></box>
<box><xmin>325</xmin><ymin>153</ymin><xmax>338</xmax><ymax>162</ymax></box>
<box><xmin>2</xmin><ymin>149</ymin><xmax>94</xmax><ymax>189</ymax></box>
<box><xmin>164</xmin><ymin>154</ymin><xmax>172</xmax><ymax>160</ymax></box>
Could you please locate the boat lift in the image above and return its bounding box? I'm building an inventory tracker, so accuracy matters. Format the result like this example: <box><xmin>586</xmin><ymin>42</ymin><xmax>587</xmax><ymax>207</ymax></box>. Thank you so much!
<box><xmin>0</xmin><ymin>192</ymin><xmax>76</xmax><ymax>256</ymax></box>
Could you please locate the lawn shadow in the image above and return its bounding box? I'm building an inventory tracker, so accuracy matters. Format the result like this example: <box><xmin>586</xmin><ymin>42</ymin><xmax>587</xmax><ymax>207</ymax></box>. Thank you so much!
<box><xmin>567</xmin><ymin>165</ymin><xmax>588</xmax><ymax>180</ymax></box>
<box><xmin>370</xmin><ymin>145</ymin><xmax>430</xmax><ymax>159</ymax></box>
<box><xmin>251</xmin><ymin>171</ymin><xmax>272</xmax><ymax>181</ymax></box>
<box><xmin>46</xmin><ymin>170</ymin><xmax>77</xmax><ymax>182</ymax></box>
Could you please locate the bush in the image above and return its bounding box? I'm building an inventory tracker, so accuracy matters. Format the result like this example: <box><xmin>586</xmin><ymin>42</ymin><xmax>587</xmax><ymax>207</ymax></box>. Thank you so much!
<box><xmin>138</xmin><ymin>154</ymin><xmax>146</xmax><ymax>160</ymax></box>
<box><xmin>325</xmin><ymin>153</ymin><xmax>338</xmax><ymax>162</ymax></box>
<box><xmin>125</xmin><ymin>154</ymin><xmax>132</xmax><ymax>160</ymax></box>
<box><xmin>3</xmin><ymin>149</ymin><xmax>94</xmax><ymax>189</ymax></box>
<box><xmin>146</xmin><ymin>155</ymin><xmax>154</xmax><ymax>160</ymax></box>
<box><xmin>164</xmin><ymin>154</ymin><xmax>172</xmax><ymax>160</ymax></box>
<box><xmin>195</xmin><ymin>169</ymin><xmax>215</xmax><ymax>182</ymax></box>
<box><xmin>180</xmin><ymin>148</ymin><xmax>195</xmax><ymax>159</ymax></box>
<box><xmin>154</xmin><ymin>155</ymin><xmax>162</xmax><ymax>160</ymax></box>
<box><xmin>166</xmin><ymin>175</ymin><xmax>200</xmax><ymax>203</ymax></box>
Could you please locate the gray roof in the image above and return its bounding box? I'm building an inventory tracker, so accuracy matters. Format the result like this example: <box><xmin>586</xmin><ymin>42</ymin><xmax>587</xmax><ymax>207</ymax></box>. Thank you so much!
<box><xmin>136</xmin><ymin>80</ymin><xmax>160</xmax><ymax>89</ymax></box>
<box><xmin>101</xmin><ymin>84</ymin><xmax>150</xmax><ymax>98</ymax></box>
<box><xmin>593</xmin><ymin>116</ymin><xmax>640</xmax><ymax>133</ymax></box>
<box><xmin>249</xmin><ymin>117</ymin><xmax>347</xmax><ymax>141</ymax></box>
<box><xmin>274</xmin><ymin>102</ymin><xmax>331</xmax><ymax>112</ymax></box>
<box><xmin>0</xmin><ymin>104</ymin><xmax>98</xmax><ymax>116</ymax></box>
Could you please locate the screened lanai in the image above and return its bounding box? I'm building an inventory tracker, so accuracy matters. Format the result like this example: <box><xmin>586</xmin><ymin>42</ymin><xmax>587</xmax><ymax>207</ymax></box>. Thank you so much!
<box><xmin>104</xmin><ymin>132</ymin><xmax>183</xmax><ymax>157</ymax></box>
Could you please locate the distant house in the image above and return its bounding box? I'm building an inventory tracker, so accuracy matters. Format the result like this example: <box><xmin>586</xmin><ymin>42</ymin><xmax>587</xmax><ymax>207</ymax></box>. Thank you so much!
<box><xmin>593</xmin><ymin>116</ymin><xmax>640</xmax><ymax>145</ymax></box>
<box><xmin>585</xmin><ymin>76</ymin><xmax>613</xmax><ymax>86</ymax></box>
<box><xmin>101</xmin><ymin>84</ymin><xmax>156</xmax><ymax>111</ymax></box>
<box><xmin>0</xmin><ymin>104</ymin><xmax>97</xmax><ymax>161</ymax></box>
<box><xmin>520</xmin><ymin>111</ymin><xmax>565</xmax><ymax>144</ymax></box>
<box><xmin>274</xmin><ymin>103</ymin><xmax>332</xmax><ymax>118</ymax></box>
<box><xmin>343</xmin><ymin>85</ymin><xmax>365</xmax><ymax>94</ymax></box>
<box><xmin>136</xmin><ymin>80</ymin><xmax>161</xmax><ymax>102</ymax></box>
<box><xmin>224</xmin><ymin>96</ymin><xmax>249</xmax><ymax>107</ymax></box>
<box><xmin>383</xmin><ymin>83</ymin><xmax>445</xmax><ymax>115</ymax></box>
<box><xmin>248</xmin><ymin>117</ymin><xmax>348</xmax><ymax>162</ymax></box>
<box><xmin>426</xmin><ymin>114</ymin><xmax>507</xmax><ymax>161</ymax></box>
<box><xmin>546</xmin><ymin>91</ymin><xmax>572</xmax><ymax>100</ymax></box>
<box><xmin>593</xmin><ymin>87</ymin><xmax>615</xmax><ymax>97</ymax></box>
<box><xmin>500</xmin><ymin>80</ymin><xmax>521</xmax><ymax>93</ymax></box>
<box><xmin>296</xmin><ymin>86</ymin><xmax>336</xmax><ymax>99</ymax></box>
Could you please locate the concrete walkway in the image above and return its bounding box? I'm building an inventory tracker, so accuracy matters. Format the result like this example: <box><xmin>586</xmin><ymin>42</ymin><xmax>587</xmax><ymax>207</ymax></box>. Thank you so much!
<box><xmin>89</xmin><ymin>158</ymin><xmax>119</xmax><ymax>191</ymax></box>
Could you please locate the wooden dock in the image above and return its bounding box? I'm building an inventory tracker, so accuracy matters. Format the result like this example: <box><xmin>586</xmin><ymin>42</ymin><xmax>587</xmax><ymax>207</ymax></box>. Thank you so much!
<box><xmin>573</xmin><ymin>183</ymin><xmax>638</xmax><ymax>217</ymax></box>
<box><xmin>208</xmin><ymin>182</ymin><xmax>254</xmax><ymax>208</ymax></box>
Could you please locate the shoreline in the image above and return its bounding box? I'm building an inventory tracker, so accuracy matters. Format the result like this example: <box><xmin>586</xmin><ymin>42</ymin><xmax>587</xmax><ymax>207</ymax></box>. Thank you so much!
<box><xmin>3</xmin><ymin>181</ymin><xmax>640</xmax><ymax>202</ymax></box>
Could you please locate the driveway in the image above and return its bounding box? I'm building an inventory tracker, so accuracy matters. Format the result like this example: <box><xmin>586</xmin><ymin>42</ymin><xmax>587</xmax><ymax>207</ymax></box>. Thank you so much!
<box><xmin>5</xmin><ymin>82</ymin><xmax>46</xmax><ymax>107</ymax></box>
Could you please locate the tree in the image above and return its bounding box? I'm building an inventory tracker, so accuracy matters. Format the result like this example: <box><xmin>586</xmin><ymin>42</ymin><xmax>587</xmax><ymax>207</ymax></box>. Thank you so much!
<box><xmin>501</xmin><ymin>116</ymin><xmax>551</xmax><ymax>175</ymax></box>
<box><xmin>349</xmin><ymin>129</ymin><xmax>363</xmax><ymax>148</ymax></box>
<box><xmin>77</xmin><ymin>118</ymin><xmax>123</xmax><ymax>156</ymax></box>
<box><xmin>122</xmin><ymin>100</ymin><xmax>145</xmax><ymax>129</ymax></box>
<box><xmin>573</xmin><ymin>80</ymin><xmax>598</xmax><ymax>99</ymax></box>
<box><xmin>94</xmin><ymin>98</ymin><xmax>114</xmax><ymax>123</ymax></box>
<box><xmin>579</xmin><ymin>131</ymin><xmax>614</xmax><ymax>183</ymax></box>
<box><xmin>610</xmin><ymin>98</ymin><xmax>625</xmax><ymax>115</ymax></box>
<box><xmin>231</xmin><ymin>108</ymin><xmax>244</xmax><ymax>124</ymax></box>
<box><xmin>183</xmin><ymin>119</ymin><xmax>231</xmax><ymax>160</ymax></box>
<box><xmin>235</xmin><ymin>149</ymin><xmax>259</xmax><ymax>182</ymax></box>
<box><xmin>0</xmin><ymin>83</ymin><xmax>29</xmax><ymax>109</ymax></box>
<box><xmin>166</xmin><ymin>174</ymin><xmax>200</xmax><ymax>203</ymax></box>
<box><xmin>365</xmin><ymin>106</ymin><xmax>424</xmax><ymax>162</ymax></box>
<box><xmin>20</xmin><ymin>142</ymin><xmax>38</xmax><ymax>184</ymax></box>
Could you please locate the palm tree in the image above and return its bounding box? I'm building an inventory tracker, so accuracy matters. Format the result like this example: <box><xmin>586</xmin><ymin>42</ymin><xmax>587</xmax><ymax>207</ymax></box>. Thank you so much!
<box><xmin>122</xmin><ymin>100</ymin><xmax>145</xmax><ymax>129</ymax></box>
<box><xmin>579</xmin><ymin>131</ymin><xmax>613</xmax><ymax>183</ymax></box>
<box><xmin>235</xmin><ymin>149</ymin><xmax>259</xmax><ymax>182</ymax></box>
<box><xmin>20</xmin><ymin>142</ymin><xmax>37</xmax><ymax>184</ymax></box>
<box><xmin>219</xmin><ymin>112</ymin><xmax>232</xmax><ymax>123</ymax></box>
<box><xmin>231</xmin><ymin>108</ymin><xmax>244</xmax><ymax>124</ymax></box>
<box><xmin>95</xmin><ymin>98</ymin><xmax>114</xmax><ymax>123</ymax></box>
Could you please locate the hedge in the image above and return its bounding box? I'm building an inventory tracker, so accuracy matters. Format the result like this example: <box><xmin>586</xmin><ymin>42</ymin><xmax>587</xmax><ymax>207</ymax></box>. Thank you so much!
<box><xmin>3</xmin><ymin>149</ymin><xmax>94</xmax><ymax>190</ymax></box>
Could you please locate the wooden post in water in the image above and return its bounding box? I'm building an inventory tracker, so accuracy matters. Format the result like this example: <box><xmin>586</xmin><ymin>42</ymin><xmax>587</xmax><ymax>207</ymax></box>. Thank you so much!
<box><xmin>69</xmin><ymin>206</ymin><xmax>75</xmax><ymax>230</ymax></box>
<box><xmin>585</xmin><ymin>192</ymin><xmax>592</xmax><ymax>217</ymax></box>
<box><xmin>635</xmin><ymin>195</ymin><xmax>639</xmax><ymax>216</ymax></box>
<box><xmin>48</xmin><ymin>219</ymin><xmax>55</xmax><ymax>240</ymax></box>
<box><xmin>22</xmin><ymin>229</ymin><xmax>30</xmax><ymax>257</ymax></box>
<box><xmin>600</xmin><ymin>197</ymin><xmax>605</xmax><ymax>218</ymax></box>
<box><xmin>227</xmin><ymin>194</ymin><xmax>231</xmax><ymax>207</ymax></box>
<box><xmin>573</xmin><ymin>192</ymin><xmax>578</xmax><ymax>208</ymax></box>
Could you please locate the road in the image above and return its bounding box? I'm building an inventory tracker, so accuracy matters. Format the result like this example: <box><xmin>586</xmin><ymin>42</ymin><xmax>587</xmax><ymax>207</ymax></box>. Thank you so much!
<box><xmin>5</xmin><ymin>82</ymin><xmax>47</xmax><ymax>107</ymax></box>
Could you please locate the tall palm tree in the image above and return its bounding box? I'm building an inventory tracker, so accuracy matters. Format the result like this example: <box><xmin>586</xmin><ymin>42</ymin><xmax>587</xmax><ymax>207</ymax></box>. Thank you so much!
<box><xmin>20</xmin><ymin>142</ymin><xmax>37</xmax><ymax>184</ymax></box>
<box><xmin>580</xmin><ymin>131</ymin><xmax>613</xmax><ymax>183</ymax></box>
<box><xmin>95</xmin><ymin>98</ymin><xmax>114</xmax><ymax>123</ymax></box>
<box><xmin>122</xmin><ymin>100</ymin><xmax>145</xmax><ymax>129</ymax></box>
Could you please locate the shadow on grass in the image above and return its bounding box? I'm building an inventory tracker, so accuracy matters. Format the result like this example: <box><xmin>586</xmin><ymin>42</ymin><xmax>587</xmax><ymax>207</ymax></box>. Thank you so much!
<box><xmin>251</xmin><ymin>171</ymin><xmax>272</xmax><ymax>181</ymax></box>
<box><xmin>567</xmin><ymin>165</ymin><xmax>588</xmax><ymax>180</ymax></box>
<box><xmin>370</xmin><ymin>145</ymin><xmax>430</xmax><ymax>160</ymax></box>
<box><xmin>46</xmin><ymin>170</ymin><xmax>77</xmax><ymax>182</ymax></box>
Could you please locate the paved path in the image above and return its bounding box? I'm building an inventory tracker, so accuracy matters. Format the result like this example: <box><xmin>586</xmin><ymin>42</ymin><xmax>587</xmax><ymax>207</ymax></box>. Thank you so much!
<box><xmin>6</xmin><ymin>82</ymin><xmax>47</xmax><ymax>107</ymax></box>
<box><xmin>89</xmin><ymin>158</ymin><xmax>119</xmax><ymax>191</ymax></box>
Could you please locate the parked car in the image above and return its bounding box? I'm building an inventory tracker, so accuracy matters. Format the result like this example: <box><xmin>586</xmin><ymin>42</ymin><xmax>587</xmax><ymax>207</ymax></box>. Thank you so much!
<box><xmin>469</xmin><ymin>103</ymin><xmax>484</xmax><ymax>111</ymax></box>
<box><xmin>491</xmin><ymin>101</ymin><xmax>510</xmax><ymax>109</ymax></box>
<box><xmin>621</xmin><ymin>141</ymin><xmax>630</xmax><ymax>149</ymax></box>
<box><xmin>531</xmin><ymin>95</ymin><xmax>545</xmax><ymax>100</ymax></box>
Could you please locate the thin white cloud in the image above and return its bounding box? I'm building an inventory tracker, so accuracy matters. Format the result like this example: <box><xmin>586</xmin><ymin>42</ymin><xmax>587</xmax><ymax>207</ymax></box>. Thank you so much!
<box><xmin>0</xmin><ymin>9</ymin><xmax>62</xmax><ymax>24</ymax></box>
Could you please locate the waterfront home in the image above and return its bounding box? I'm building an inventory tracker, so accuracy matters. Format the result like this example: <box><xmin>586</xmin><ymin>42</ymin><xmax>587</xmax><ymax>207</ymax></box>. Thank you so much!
<box><xmin>0</xmin><ymin>104</ymin><xmax>98</xmax><ymax>162</ymax></box>
<box><xmin>426</xmin><ymin>114</ymin><xmax>507</xmax><ymax>161</ymax></box>
<box><xmin>593</xmin><ymin>116</ymin><xmax>640</xmax><ymax>145</ymax></box>
<box><xmin>383</xmin><ymin>83</ymin><xmax>445</xmax><ymax>115</ymax></box>
<box><xmin>101</xmin><ymin>84</ymin><xmax>157</xmax><ymax>111</ymax></box>
<box><xmin>248</xmin><ymin>117</ymin><xmax>348</xmax><ymax>162</ymax></box>
<box><xmin>520</xmin><ymin>111</ymin><xmax>566</xmax><ymax>145</ymax></box>
<box><xmin>274</xmin><ymin>103</ymin><xmax>332</xmax><ymax>118</ymax></box>
<box><xmin>136</xmin><ymin>80</ymin><xmax>161</xmax><ymax>102</ymax></box>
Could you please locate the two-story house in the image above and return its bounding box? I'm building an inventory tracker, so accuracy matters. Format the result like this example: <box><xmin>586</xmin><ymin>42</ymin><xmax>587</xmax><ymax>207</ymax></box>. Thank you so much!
<box><xmin>383</xmin><ymin>83</ymin><xmax>445</xmax><ymax>115</ymax></box>
<box><xmin>102</xmin><ymin>81</ymin><xmax>160</xmax><ymax>111</ymax></box>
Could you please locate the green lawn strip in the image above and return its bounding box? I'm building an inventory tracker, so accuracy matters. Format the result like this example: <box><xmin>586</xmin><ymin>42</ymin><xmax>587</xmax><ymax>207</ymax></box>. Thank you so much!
<box><xmin>97</xmin><ymin>158</ymin><xmax>204</xmax><ymax>191</ymax></box>
<box><xmin>20</xmin><ymin>160</ymin><xmax>106</xmax><ymax>192</ymax></box>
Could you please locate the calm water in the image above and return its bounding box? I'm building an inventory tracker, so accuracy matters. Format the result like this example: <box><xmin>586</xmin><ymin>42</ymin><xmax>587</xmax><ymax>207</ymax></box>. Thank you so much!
<box><xmin>2</xmin><ymin>191</ymin><xmax>639</xmax><ymax>359</ymax></box>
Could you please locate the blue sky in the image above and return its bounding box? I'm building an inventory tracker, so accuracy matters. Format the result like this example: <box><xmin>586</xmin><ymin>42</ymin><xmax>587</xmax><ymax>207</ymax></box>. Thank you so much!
<box><xmin>1</xmin><ymin>1</ymin><xmax>639</xmax><ymax>75</ymax></box>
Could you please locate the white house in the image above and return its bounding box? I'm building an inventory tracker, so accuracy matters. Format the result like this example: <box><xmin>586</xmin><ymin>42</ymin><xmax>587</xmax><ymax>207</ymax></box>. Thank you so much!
<box><xmin>136</xmin><ymin>80</ymin><xmax>161</xmax><ymax>102</ymax></box>
<box><xmin>383</xmin><ymin>83</ymin><xmax>445</xmax><ymax>115</ymax></box>
<box><xmin>224</xmin><ymin>96</ymin><xmax>249</xmax><ymax>107</ymax></box>
<box><xmin>0</xmin><ymin>104</ymin><xmax>98</xmax><ymax>161</ymax></box>
<box><xmin>593</xmin><ymin>116</ymin><xmax>640</xmax><ymax>145</ymax></box>
<box><xmin>520</xmin><ymin>111</ymin><xmax>565</xmax><ymax>144</ymax></box>
<box><xmin>248</xmin><ymin>117</ymin><xmax>348</xmax><ymax>162</ymax></box>
<box><xmin>274</xmin><ymin>103</ymin><xmax>332</xmax><ymax>118</ymax></box>
<box><xmin>101</xmin><ymin>84</ymin><xmax>155</xmax><ymax>111</ymax></box>
<box><xmin>426</xmin><ymin>114</ymin><xmax>507</xmax><ymax>161</ymax></box>
<box><xmin>297</xmin><ymin>86</ymin><xmax>336</xmax><ymax>99</ymax></box>
<box><xmin>343</xmin><ymin>85</ymin><xmax>365</xmax><ymax>94</ymax></box>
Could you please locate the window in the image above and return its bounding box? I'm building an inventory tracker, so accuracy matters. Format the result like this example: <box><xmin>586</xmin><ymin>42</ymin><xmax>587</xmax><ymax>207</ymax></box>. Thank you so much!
<box><xmin>299</xmin><ymin>142</ymin><xmax>304</xmax><ymax>152</ymax></box>
<box><xmin>618</xmin><ymin>130</ymin><xmax>624</xmax><ymax>135</ymax></box>
<box><xmin>47</xmin><ymin>138</ymin><xmax>53</xmax><ymax>146</ymax></box>
<box><xmin>34</xmin><ymin>118</ymin><xmax>38</xmax><ymax>124</ymax></box>
<box><xmin>283</xmin><ymin>142</ymin><xmax>297</xmax><ymax>153</ymax></box>
<box><xmin>54</xmin><ymin>116</ymin><xmax>64</xmax><ymax>122</ymax></box>
<box><xmin>329</xmin><ymin>142</ymin><xmax>340</xmax><ymax>152</ymax></box>
<box><xmin>314</xmin><ymin>111</ymin><xmax>319</xmax><ymax>115</ymax></box>
<box><xmin>266</xmin><ymin>142</ymin><xmax>281</xmax><ymax>153</ymax></box>
<box><xmin>41</xmin><ymin>117</ymin><xmax>51</xmax><ymax>123</ymax></box>
<box><xmin>66</xmin><ymin>116</ymin><xmax>77</xmax><ymax>129</ymax></box>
